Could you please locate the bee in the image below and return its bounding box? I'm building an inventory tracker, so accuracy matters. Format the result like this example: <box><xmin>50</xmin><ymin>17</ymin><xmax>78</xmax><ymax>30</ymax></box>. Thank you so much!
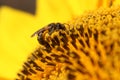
<box><xmin>31</xmin><ymin>23</ymin><xmax>66</xmax><ymax>44</ymax></box>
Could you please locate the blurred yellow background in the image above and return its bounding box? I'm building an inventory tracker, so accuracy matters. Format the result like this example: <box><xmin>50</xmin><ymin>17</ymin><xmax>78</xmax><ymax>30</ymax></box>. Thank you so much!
<box><xmin>0</xmin><ymin>0</ymin><xmax>119</xmax><ymax>79</ymax></box>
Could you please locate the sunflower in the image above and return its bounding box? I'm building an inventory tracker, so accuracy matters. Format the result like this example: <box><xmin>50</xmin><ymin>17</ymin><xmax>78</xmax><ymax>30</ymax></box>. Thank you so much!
<box><xmin>0</xmin><ymin>0</ymin><xmax>120</xmax><ymax>80</ymax></box>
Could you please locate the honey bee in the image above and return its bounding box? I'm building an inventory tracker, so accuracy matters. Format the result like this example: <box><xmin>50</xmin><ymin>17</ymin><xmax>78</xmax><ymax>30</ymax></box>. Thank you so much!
<box><xmin>31</xmin><ymin>23</ymin><xmax>66</xmax><ymax>44</ymax></box>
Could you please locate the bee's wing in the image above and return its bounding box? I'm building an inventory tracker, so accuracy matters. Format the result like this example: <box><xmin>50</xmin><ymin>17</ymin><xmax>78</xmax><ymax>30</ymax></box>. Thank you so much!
<box><xmin>31</xmin><ymin>26</ymin><xmax>48</xmax><ymax>37</ymax></box>
<box><xmin>31</xmin><ymin>28</ymin><xmax>43</xmax><ymax>37</ymax></box>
